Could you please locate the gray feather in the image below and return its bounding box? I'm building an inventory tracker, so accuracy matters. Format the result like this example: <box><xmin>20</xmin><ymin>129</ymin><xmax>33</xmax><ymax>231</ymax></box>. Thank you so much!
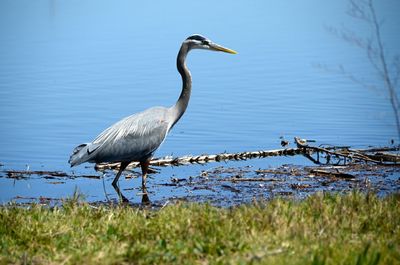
<box><xmin>69</xmin><ymin>106</ymin><xmax>172</xmax><ymax>166</ymax></box>
<box><xmin>68</xmin><ymin>143</ymin><xmax>99</xmax><ymax>166</ymax></box>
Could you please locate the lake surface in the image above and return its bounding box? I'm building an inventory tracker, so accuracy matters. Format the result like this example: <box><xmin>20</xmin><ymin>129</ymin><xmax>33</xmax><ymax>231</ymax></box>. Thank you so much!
<box><xmin>1</xmin><ymin>0</ymin><xmax>399</xmax><ymax>204</ymax></box>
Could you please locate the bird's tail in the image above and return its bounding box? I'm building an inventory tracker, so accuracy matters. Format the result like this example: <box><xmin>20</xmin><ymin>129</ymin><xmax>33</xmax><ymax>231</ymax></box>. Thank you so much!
<box><xmin>68</xmin><ymin>143</ymin><xmax>100</xmax><ymax>167</ymax></box>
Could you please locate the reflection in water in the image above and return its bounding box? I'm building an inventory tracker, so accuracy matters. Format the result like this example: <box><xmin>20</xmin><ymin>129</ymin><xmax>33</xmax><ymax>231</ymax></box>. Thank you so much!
<box><xmin>139</xmin><ymin>187</ymin><xmax>151</xmax><ymax>205</ymax></box>
<box><xmin>111</xmin><ymin>179</ymin><xmax>150</xmax><ymax>205</ymax></box>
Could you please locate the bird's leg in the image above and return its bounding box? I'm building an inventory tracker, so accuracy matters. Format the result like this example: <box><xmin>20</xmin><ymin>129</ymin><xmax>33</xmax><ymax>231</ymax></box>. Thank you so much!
<box><xmin>112</xmin><ymin>161</ymin><xmax>130</xmax><ymax>187</ymax></box>
<box><xmin>141</xmin><ymin>186</ymin><xmax>150</xmax><ymax>205</ymax></box>
<box><xmin>113</xmin><ymin>183</ymin><xmax>129</xmax><ymax>203</ymax></box>
<box><xmin>140</xmin><ymin>159</ymin><xmax>150</xmax><ymax>191</ymax></box>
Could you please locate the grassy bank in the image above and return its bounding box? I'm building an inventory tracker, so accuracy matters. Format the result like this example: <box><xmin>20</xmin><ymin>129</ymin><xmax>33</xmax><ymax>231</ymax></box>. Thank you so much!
<box><xmin>1</xmin><ymin>192</ymin><xmax>399</xmax><ymax>265</ymax></box>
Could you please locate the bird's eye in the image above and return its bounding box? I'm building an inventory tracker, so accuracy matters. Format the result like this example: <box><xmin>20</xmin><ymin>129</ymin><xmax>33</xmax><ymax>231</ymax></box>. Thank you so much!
<box><xmin>202</xmin><ymin>40</ymin><xmax>209</xmax><ymax>46</ymax></box>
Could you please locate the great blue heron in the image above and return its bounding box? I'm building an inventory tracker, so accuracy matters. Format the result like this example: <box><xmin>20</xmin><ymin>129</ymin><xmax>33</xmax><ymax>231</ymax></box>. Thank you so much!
<box><xmin>69</xmin><ymin>34</ymin><xmax>237</xmax><ymax>190</ymax></box>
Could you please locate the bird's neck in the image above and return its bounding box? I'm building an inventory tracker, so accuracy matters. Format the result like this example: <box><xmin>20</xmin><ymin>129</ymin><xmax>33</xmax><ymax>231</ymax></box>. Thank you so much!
<box><xmin>171</xmin><ymin>44</ymin><xmax>192</xmax><ymax>127</ymax></box>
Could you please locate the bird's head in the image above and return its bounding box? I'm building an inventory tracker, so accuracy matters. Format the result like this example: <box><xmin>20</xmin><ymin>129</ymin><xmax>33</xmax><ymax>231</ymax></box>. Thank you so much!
<box><xmin>184</xmin><ymin>34</ymin><xmax>237</xmax><ymax>54</ymax></box>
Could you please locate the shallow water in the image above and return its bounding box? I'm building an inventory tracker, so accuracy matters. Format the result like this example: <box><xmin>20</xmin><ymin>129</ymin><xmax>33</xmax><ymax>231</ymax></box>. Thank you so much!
<box><xmin>1</xmin><ymin>0</ymin><xmax>399</xmax><ymax>204</ymax></box>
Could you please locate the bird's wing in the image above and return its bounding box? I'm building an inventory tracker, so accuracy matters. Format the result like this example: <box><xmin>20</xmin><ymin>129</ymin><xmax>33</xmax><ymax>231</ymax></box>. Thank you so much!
<box><xmin>91</xmin><ymin>107</ymin><xmax>171</xmax><ymax>162</ymax></box>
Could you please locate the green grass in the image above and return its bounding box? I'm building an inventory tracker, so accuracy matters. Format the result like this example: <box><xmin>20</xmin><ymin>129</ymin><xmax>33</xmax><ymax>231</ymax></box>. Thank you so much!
<box><xmin>0</xmin><ymin>192</ymin><xmax>399</xmax><ymax>265</ymax></box>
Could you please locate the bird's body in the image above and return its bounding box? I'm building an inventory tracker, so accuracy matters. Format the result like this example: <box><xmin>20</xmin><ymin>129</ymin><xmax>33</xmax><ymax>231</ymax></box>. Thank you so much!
<box><xmin>69</xmin><ymin>34</ymin><xmax>236</xmax><ymax>189</ymax></box>
<box><xmin>69</xmin><ymin>106</ymin><xmax>171</xmax><ymax>166</ymax></box>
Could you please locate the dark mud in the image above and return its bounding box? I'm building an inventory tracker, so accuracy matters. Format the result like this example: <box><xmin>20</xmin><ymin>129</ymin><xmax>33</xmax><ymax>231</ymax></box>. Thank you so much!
<box><xmin>150</xmin><ymin>164</ymin><xmax>399</xmax><ymax>207</ymax></box>
<box><xmin>1</xmin><ymin>162</ymin><xmax>399</xmax><ymax>208</ymax></box>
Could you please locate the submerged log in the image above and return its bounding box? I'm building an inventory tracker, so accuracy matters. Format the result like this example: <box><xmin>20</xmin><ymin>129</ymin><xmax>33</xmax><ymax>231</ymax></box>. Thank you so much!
<box><xmin>95</xmin><ymin>137</ymin><xmax>399</xmax><ymax>171</ymax></box>
<box><xmin>95</xmin><ymin>148</ymin><xmax>303</xmax><ymax>170</ymax></box>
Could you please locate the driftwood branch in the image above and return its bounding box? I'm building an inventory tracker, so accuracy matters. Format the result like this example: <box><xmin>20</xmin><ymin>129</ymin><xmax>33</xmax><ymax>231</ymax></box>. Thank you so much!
<box><xmin>294</xmin><ymin>137</ymin><xmax>400</xmax><ymax>166</ymax></box>
<box><xmin>2</xmin><ymin>139</ymin><xmax>398</xmax><ymax>180</ymax></box>
<box><xmin>95</xmin><ymin>148</ymin><xmax>303</xmax><ymax>171</ymax></box>
<box><xmin>94</xmin><ymin>138</ymin><xmax>400</xmax><ymax>171</ymax></box>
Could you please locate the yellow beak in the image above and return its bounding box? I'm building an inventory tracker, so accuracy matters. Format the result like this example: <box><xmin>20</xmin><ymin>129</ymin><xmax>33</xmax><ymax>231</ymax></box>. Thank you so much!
<box><xmin>210</xmin><ymin>43</ymin><xmax>238</xmax><ymax>54</ymax></box>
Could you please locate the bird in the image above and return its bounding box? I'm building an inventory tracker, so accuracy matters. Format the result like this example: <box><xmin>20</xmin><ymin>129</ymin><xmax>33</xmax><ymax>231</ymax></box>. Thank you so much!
<box><xmin>69</xmin><ymin>34</ymin><xmax>237</xmax><ymax>190</ymax></box>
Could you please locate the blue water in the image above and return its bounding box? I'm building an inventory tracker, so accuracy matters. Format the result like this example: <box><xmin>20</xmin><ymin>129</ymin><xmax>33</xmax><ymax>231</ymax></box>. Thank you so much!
<box><xmin>0</xmin><ymin>0</ymin><xmax>399</xmax><ymax>203</ymax></box>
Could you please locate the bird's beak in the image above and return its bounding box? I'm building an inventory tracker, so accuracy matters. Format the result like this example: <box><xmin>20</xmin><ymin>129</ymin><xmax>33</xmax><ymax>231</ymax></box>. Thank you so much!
<box><xmin>210</xmin><ymin>43</ymin><xmax>238</xmax><ymax>54</ymax></box>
